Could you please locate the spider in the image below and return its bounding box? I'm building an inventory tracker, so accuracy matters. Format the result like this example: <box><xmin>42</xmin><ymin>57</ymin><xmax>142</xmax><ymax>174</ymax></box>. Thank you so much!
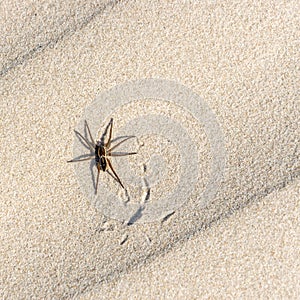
<box><xmin>68</xmin><ymin>118</ymin><xmax>137</xmax><ymax>193</ymax></box>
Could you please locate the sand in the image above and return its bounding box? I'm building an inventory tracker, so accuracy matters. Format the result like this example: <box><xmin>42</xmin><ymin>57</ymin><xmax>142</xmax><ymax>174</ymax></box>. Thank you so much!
<box><xmin>1</xmin><ymin>0</ymin><xmax>299</xmax><ymax>298</ymax></box>
<box><xmin>82</xmin><ymin>178</ymin><xmax>300</xmax><ymax>299</ymax></box>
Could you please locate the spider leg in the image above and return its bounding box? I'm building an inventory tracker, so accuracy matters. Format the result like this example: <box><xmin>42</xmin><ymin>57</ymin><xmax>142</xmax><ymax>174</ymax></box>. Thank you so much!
<box><xmin>74</xmin><ymin>129</ymin><xmax>95</xmax><ymax>152</ymax></box>
<box><xmin>95</xmin><ymin>165</ymin><xmax>101</xmax><ymax>194</ymax></box>
<box><xmin>85</xmin><ymin>120</ymin><xmax>96</xmax><ymax>146</ymax></box>
<box><xmin>108</xmin><ymin>135</ymin><xmax>137</xmax><ymax>152</ymax></box>
<box><xmin>109</xmin><ymin>152</ymin><xmax>137</xmax><ymax>157</ymax></box>
<box><xmin>106</xmin><ymin>158</ymin><xmax>125</xmax><ymax>189</ymax></box>
<box><xmin>67</xmin><ymin>155</ymin><xmax>93</xmax><ymax>163</ymax></box>
<box><xmin>105</xmin><ymin>118</ymin><xmax>114</xmax><ymax>148</ymax></box>
<box><xmin>106</xmin><ymin>169</ymin><xmax>121</xmax><ymax>185</ymax></box>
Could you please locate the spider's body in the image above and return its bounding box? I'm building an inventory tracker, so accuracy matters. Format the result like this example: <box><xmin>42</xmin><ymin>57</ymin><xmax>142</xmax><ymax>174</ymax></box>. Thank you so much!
<box><xmin>68</xmin><ymin>118</ymin><xmax>137</xmax><ymax>193</ymax></box>
<box><xmin>95</xmin><ymin>143</ymin><xmax>107</xmax><ymax>172</ymax></box>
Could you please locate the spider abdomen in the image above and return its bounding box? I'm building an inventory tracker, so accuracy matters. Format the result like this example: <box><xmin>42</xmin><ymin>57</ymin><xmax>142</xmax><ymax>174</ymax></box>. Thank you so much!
<box><xmin>95</xmin><ymin>144</ymin><xmax>107</xmax><ymax>171</ymax></box>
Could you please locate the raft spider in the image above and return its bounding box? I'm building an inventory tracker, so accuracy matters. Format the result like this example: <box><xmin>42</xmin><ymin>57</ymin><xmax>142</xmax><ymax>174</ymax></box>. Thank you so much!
<box><xmin>68</xmin><ymin>118</ymin><xmax>137</xmax><ymax>193</ymax></box>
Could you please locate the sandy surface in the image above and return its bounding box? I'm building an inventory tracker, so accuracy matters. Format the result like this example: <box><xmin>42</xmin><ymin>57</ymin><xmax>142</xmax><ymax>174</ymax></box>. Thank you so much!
<box><xmin>1</xmin><ymin>0</ymin><xmax>299</xmax><ymax>299</ymax></box>
<box><xmin>82</xmin><ymin>178</ymin><xmax>300</xmax><ymax>299</ymax></box>
<box><xmin>0</xmin><ymin>0</ymin><xmax>116</xmax><ymax>76</ymax></box>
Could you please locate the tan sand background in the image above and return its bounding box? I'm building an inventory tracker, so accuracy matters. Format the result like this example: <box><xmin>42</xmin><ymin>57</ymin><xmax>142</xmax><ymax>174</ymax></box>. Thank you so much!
<box><xmin>82</xmin><ymin>178</ymin><xmax>300</xmax><ymax>299</ymax></box>
<box><xmin>1</xmin><ymin>0</ymin><xmax>299</xmax><ymax>298</ymax></box>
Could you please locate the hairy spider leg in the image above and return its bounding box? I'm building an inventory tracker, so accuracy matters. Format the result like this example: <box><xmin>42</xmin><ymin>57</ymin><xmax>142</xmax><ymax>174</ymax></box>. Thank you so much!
<box><xmin>109</xmin><ymin>152</ymin><xmax>137</xmax><ymax>157</ymax></box>
<box><xmin>85</xmin><ymin>120</ymin><xmax>95</xmax><ymax>146</ymax></box>
<box><xmin>108</xmin><ymin>136</ymin><xmax>137</xmax><ymax>152</ymax></box>
<box><xmin>105</xmin><ymin>118</ymin><xmax>114</xmax><ymax>148</ymax></box>
<box><xmin>96</xmin><ymin>162</ymin><xmax>101</xmax><ymax>194</ymax></box>
<box><xmin>74</xmin><ymin>129</ymin><xmax>95</xmax><ymax>151</ymax></box>
<box><xmin>106</xmin><ymin>158</ymin><xmax>125</xmax><ymax>189</ymax></box>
